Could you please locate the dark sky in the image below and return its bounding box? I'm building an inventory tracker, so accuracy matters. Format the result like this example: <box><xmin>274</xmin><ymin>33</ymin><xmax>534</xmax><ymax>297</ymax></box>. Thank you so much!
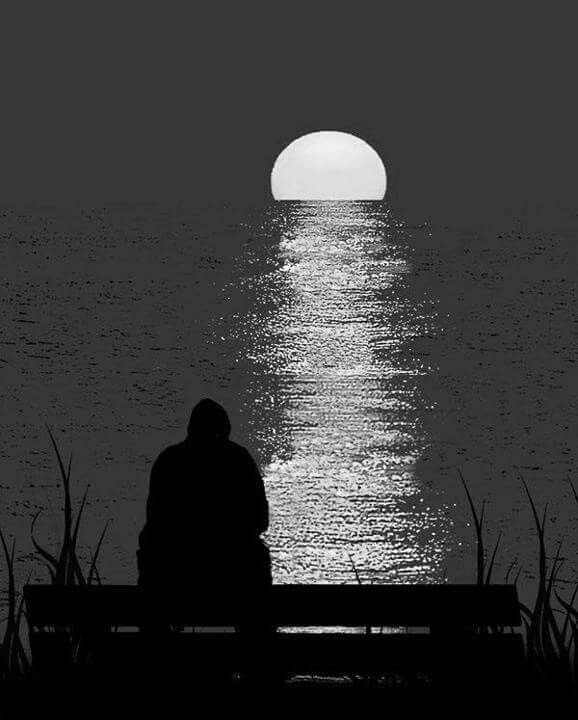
<box><xmin>1</xmin><ymin>3</ymin><xmax>576</xmax><ymax>221</ymax></box>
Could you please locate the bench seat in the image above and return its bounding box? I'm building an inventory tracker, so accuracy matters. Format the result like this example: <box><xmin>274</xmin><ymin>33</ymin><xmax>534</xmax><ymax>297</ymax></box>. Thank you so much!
<box><xmin>24</xmin><ymin>584</ymin><xmax>523</xmax><ymax>680</ymax></box>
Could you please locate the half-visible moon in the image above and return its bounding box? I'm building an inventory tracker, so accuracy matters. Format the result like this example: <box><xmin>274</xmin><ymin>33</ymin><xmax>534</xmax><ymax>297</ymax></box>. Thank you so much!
<box><xmin>271</xmin><ymin>131</ymin><xmax>387</xmax><ymax>200</ymax></box>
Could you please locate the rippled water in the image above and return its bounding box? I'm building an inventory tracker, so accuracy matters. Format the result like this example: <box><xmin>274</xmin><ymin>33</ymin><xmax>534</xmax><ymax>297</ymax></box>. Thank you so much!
<box><xmin>240</xmin><ymin>203</ymin><xmax>449</xmax><ymax>582</ymax></box>
<box><xmin>0</xmin><ymin>202</ymin><xmax>575</xmax><ymax>601</ymax></box>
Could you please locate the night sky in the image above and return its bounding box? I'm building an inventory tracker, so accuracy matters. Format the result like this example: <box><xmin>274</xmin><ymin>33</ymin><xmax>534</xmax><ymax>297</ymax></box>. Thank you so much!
<box><xmin>1</xmin><ymin>4</ymin><xmax>577</xmax><ymax>222</ymax></box>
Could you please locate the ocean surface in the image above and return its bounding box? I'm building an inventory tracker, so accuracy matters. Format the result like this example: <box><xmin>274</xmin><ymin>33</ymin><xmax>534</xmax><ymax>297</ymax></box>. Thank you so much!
<box><xmin>0</xmin><ymin>202</ymin><xmax>575</xmax><ymax>606</ymax></box>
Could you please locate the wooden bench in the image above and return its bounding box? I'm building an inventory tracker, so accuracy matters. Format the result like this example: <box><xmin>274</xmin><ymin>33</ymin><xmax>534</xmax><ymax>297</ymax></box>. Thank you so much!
<box><xmin>24</xmin><ymin>584</ymin><xmax>523</xmax><ymax>683</ymax></box>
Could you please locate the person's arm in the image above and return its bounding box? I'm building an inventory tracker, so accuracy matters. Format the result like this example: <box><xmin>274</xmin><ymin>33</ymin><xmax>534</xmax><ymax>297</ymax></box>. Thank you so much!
<box><xmin>243</xmin><ymin>448</ymin><xmax>269</xmax><ymax>535</ymax></box>
<box><xmin>137</xmin><ymin>451</ymin><xmax>167</xmax><ymax>582</ymax></box>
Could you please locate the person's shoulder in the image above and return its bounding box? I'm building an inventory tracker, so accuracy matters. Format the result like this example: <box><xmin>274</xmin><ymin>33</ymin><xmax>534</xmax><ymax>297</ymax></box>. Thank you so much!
<box><xmin>224</xmin><ymin>440</ymin><xmax>259</xmax><ymax>468</ymax></box>
<box><xmin>224</xmin><ymin>440</ymin><xmax>254</xmax><ymax>459</ymax></box>
<box><xmin>224</xmin><ymin>439</ymin><xmax>245</xmax><ymax>453</ymax></box>
<box><xmin>153</xmin><ymin>441</ymin><xmax>188</xmax><ymax>465</ymax></box>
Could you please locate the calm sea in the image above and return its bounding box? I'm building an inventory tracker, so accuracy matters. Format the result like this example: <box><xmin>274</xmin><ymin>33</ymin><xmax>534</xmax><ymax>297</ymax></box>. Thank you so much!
<box><xmin>0</xmin><ymin>202</ymin><xmax>575</xmax><ymax>605</ymax></box>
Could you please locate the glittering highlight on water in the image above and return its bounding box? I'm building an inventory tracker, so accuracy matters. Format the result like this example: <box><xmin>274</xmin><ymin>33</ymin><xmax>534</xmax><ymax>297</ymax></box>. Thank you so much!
<box><xmin>239</xmin><ymin>202</ymin><xmax>450</xmax><ymax>583</ymax></box>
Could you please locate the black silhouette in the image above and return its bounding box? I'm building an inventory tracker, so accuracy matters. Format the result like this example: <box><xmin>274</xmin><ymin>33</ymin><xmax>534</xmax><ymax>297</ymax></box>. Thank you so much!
<box><xmin>137</xmin><ymin>398</ymin><xmax>271</xmax><ymax>594</ymax></box>
<box><xmin>24</xmin><ymin>581</ymin><xmax>525</xmax><ymax>715</ymax></box>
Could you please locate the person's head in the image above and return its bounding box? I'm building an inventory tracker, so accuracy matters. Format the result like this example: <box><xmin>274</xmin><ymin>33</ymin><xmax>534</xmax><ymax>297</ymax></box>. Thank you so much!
<box><xmin>187</xmin><ymin>398</ymin><xmax>231</xmax><ymax>442</ymax></box>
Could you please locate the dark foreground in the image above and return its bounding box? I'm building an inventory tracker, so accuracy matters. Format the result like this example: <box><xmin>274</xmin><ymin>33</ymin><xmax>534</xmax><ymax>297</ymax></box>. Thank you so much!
<box><xmin>1</xmin><ymin>671</ymin><xmax>574</xmax><ymax>720</ymax></box>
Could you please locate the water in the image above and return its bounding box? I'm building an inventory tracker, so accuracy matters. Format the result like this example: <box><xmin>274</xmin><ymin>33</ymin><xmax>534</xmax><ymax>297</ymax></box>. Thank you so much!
<box><xmin>242</xmin><ymin>203</ymin><xmax>450</xmax><ymax>583</ymax></box>
<box><xmin>0</xmin><ymin>202</ymin><xmax>575</xmax><ymax>604</ymax></box>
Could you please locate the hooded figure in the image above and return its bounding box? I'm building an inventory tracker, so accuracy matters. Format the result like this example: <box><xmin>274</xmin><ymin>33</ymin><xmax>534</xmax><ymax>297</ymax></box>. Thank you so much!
<box><xmin>137</xmin><ymin>399</ymin><xmax>271</xmax><ymax>591</ymax></box>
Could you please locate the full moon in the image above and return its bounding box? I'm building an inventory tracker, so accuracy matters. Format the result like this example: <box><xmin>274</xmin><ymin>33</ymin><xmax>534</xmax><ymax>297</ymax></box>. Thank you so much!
<box><xmin>271</xmin><ymin>131</ymin><xmax>387</xmax><ymax>201</ymax></box>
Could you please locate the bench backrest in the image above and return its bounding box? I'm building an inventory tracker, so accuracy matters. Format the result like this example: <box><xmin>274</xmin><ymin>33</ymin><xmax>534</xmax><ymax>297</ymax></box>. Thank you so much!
<box><xmin>25</xmin><ymin>584</ymin><xmax>521</xmax><ymax>628</ymax></box>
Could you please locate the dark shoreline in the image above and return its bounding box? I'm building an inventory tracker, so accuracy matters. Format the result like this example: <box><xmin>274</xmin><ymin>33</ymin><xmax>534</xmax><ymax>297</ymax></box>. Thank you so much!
<box><xmin>0</xmin><ymin>670</ymin><xmax>572</xmax><ymax>720</ymax></box>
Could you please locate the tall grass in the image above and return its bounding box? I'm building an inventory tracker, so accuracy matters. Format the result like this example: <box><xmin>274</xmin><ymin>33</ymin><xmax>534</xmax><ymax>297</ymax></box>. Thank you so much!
<box><xmin>30</xmin><ymin>425</ymin><xmax>109</xmax><ymax>586</ymax></box>
<box><xmin>459</xmin><ymin>470</ymin><xmax>503</xmax><ymax>586</ymax></box>
<box><xmin>0</xmin><ymin>426</ymin><xmax>110</xmax><ymax>677</ymax></box>
<box><xmin>517</xmin><ymin>478</ymin><xmax>578</xmax><ymax>689</ymax></box>
<box><xmin>461</xmin><ymin>471</ymin><xmax>578</xmax><ymax>690</ymax></box>
<box><xmin>0</xmin><ymin>530</ymin><xmax>29</xmax><ymax>679</ymax></box>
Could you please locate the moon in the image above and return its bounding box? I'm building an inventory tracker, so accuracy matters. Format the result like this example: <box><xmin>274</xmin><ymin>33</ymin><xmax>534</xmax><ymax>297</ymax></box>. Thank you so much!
<box><xmin>271</xmin><ymin>131</ymin><xmax>387</xmax><ymax>201</ymax></box>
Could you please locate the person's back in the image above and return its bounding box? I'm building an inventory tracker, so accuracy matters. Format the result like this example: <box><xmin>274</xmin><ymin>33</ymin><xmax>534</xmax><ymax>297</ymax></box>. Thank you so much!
<box><xmin>137</xmin><ymin>398</ymin><xmax>271</xmax><ymax>592</ymax></box>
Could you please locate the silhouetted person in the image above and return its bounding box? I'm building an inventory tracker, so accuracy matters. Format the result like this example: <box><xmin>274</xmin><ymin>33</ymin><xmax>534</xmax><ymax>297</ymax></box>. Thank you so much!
<box><xmin>137</xmin><ymin>398</ymin><xmax>271</xmax><ymax>596</ymax></box>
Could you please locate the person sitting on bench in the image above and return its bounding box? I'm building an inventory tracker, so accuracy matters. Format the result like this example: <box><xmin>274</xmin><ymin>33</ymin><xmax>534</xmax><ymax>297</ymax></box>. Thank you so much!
<box><xmin>137</xmin><ymin>398</ymin><xmax>271</xmax><ymax>611</ymax></box>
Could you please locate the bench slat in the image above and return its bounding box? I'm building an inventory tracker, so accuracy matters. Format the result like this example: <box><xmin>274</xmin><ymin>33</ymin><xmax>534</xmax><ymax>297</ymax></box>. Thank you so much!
<box><xmin>29</xmin><ymin>631</ymin><xmax>524</xmax><ymax>674</ymax></box>
<box><xmin>24</xmin><ymin>584</ymin><xmax>521</xmax><ymax>627</ymax></box>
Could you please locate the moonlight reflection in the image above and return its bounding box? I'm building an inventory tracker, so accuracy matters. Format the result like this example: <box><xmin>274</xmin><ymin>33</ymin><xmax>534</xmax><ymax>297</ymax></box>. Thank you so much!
<box><xmin>247</xmin><ymin>202</ymin><xmax>451</xmax><ymax>583</ymax></box>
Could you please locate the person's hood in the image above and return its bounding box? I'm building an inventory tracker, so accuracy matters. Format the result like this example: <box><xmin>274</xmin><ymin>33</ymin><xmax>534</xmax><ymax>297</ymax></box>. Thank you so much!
<box><xmin>187</xmin><ymin>398</ymin><xmax>231</xmax><ymax>442</ymax></box>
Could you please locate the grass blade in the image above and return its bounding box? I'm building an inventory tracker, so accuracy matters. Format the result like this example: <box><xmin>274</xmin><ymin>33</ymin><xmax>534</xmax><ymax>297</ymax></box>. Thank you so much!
<box><xmin>485</xmin><ymin>531</ymin><xmax>502</xmax><ymax>585</ymax></box>
<box><xmin>348</xmin><ymin>552</ymin><xmax>362</xmax><ymax>585</ymax></box>
<box><xmin>30</xmin><ymin>511</ymin><xmax>59</xmax><ymax>572</ymax></box>
<box><xmin>504</xmin><ymin>558</ymin><xmax>518</xmax><ymax>584</ymax></box>
<box><xmin>568</xmin><ymin>478</ymin><xmax>578</xmax><ymax>505</ymax></box>
<box><xmin>87</xmin><ymin>521</ymin><xmax>110</xmax><ymax>586</ymax></box>
<box><xmin>0</xmin><ymin>530</ymin><xmax>16</xmax><ymax>644</ymax></box>
<box><xmin>459</xmin><ymin>470</ymin><xmax>485</xmax><ymax>585</ymax></box>
<box><xmin>558</xmin><ymin>583</ymin><xmax>578</xmax><ymax>646</ymax></box>
<box><xmin>46</xmin><ymin>425</ymin><xmax>73</xmax><ymax>584</ymax></box>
